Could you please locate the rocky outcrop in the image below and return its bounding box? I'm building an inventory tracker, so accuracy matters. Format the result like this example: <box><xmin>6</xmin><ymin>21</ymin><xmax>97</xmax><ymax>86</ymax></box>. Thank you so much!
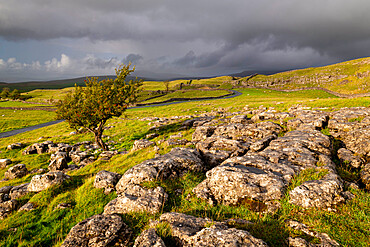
<box><xmin>28</xmin><ymin>172</ymin><xmax>70</xmax><ymax>192</ymax></box>
<box><xmin>4</xmin><ymin>164</ymin><xmax>28</xmax><ymax>180</ymax></box>
<box><xmin>340</xmin><ymin>128</ymin><xmax>370</xmax><ymax>157</ymax></box>
<box><xmin>18</xmin><ymin>202</ymin><xmax>36</xmax><ymax>212</ymax></box>
<box><xmin>22</xmin><ymin>142</ymin><xmax>48</xmax><ymax>155</ymax></box>
<box><xmin>104</xmin><ymin>148</ymin><xmax>205</xmax><ymax>215</ymax></box>
<box><xmin>212</xmin><ymin>121</ymin><xmax>282</xmax><ymax>141</ymax></box>
<box><xmin>289</xmin><ymin>175</ymin><xmax>345</xmax><ymax>210</ymax></box>
<box><xmin>287</xmin><ymin>220</ymin><xmax>339</xmax><ymax>247</ymax></box>
<box><xmin>0</xmin><ymin>186</ymin><xmax>12</xmax><ymax>203</ymax></box>
<box><xmin>104</xmin><ymin>186</ymin><xmax>168</xmax><ymax>215</ymax></box>
<box><xmin>61</xmin><ymin>214</ymin><xmax>132</xmax><ymax>247</ymax></box>
<box><xmin>192</xmin><ymin>126</ymin><xmax>216</xmax><ymax>142</ymax></box>
<box><xmin>116</xmin><ymin>148</ymin><xmax>205</xmax><ymax>194</ymax></box>
<box><xmin>337</xmin><ymin>148</ymin><xmax>364</xmax><ymax>169</ymax></box>
<box><xmin>287</xmin><ymin>108</ymin><xmax>329</xmax><ymax>130</ymax></box>
<box><xmin>360</xmin><ymin>163</ymin><xmax>370</xmax><ymax>190</ymax></box>
<box><xmin>48</xmin><ymin>152</ymin><xmax>69</xmax><ymax>171</ymax></box>
<box><xmin>7</xmin><ymin>143</ymin><xmax>23</xmax><ymax>150</ymax></box>
<box><xmin>70</xmin><ymin>151</ymin><xmax>92</xmax><ymax>164</ymax></box>
<box><xmin>133</xmin><ymin>228</ymin><xmax>166</xmax><ymax>247</ymax></box>
<box><xmin>159</xmin><ymin>212</ymin><xmax>268</xmax><ymax>247</ymax></box>
<box><xmin>132</xmin><ymin>139</ymin><xmax>155</xmax><ymax>152</ymax></box>
<box><xmin>193</xmin><ymin>126</ymin><xmax>345</xmax><ymax>211</ymax></box>
<box><xmin>10</xmin><ymin>183</ymin><xmax>30</xmax><ymax>199</ymax></box>
<box><xmin>94</xmin><ymin>170</ymin><xmax>122</xmax><ymax>194</ymax></box>
<box><xmin>193</xmin><ymin>158</ymin><xmax>286</xmax><ymax>210</ymax></box>
<box><xmin>195</xmin><ymin>136</ymin><xmax>250</xmax><ymax>168</ymax></box>
<box><xmin>0</xmin><ymin>199</ymin><xmax>18</xmax><ymax>219</ymax></box>
<box><xmin>0</xmin><ymin>159</ymin><xmax>12</xmax><ymax>168</ymax></box>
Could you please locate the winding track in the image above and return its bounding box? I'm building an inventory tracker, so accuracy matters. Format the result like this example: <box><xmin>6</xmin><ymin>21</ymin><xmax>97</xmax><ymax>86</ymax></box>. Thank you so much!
<box><xmin>0</xmin><ymin>90</ymin><xmax>242</xmax><ymax>138</ymax></box>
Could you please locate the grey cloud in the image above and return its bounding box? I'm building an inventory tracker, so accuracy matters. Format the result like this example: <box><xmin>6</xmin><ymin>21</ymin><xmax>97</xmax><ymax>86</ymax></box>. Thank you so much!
<box><xmin>122</xmin><ymin>54</ymin><xmax>143</xmax><ymax>65</ymax></box>
<box><xmin>83</xmin><ymin>56</ymin><xmax>120</xmax><ymax>69</ymax></box>
<box><xmin>1</xmin><ymin>0</ymin><xmax>370</xmax><ymax>79</ymax></box>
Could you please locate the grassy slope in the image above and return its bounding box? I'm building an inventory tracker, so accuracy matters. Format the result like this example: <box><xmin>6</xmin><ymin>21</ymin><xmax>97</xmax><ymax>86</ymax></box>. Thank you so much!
<box><xmin>0</xmin><ymin>89</ymin><xmax>368</xmax><ymax>246</ymax></box>
<box><xmin>0</xmin><ymin>109</ymin><xmax>55</xmax><ymax>133</ymax></box>
<box><xmin>243</xmin><ymin>57</ymin><xmax>370</xmax><ymax>94</ymax></box>
<box><xmin>23</xmin><ymin>88</ymin><xmax>74</xmax><ymax>104</ymax></box>
<box><xmin>141</xmin><ymin>89</ymin><xmax>231</xmax><ymax>104</ymax></box>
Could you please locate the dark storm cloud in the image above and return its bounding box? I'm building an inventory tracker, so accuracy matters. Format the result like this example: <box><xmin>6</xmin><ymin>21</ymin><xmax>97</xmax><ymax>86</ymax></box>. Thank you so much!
<box><xmin>122</xmin><ymin>54</ymin><xmax>143</xmax><ymax>65</ymax></box>
<box><xmin>1</xmin><ymin>0</ymin><xmax>370</xmax><ymax>75</ymax></box>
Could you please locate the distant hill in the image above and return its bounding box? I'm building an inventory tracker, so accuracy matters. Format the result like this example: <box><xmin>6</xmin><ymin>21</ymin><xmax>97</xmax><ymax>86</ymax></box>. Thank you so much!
<box><xmin>228</xmin><ymin>70</ymin><xmax>281</xmax><ymax>77</ymax></box>
<box><xmin>240</xmin><ymin>57</ymin><xmax>370</xmax><ymax>94</ymax></box>
<box><xmin>0</xmin><ymin>75</ymin><xmax>143</xmax><ymax>92</ymax></box>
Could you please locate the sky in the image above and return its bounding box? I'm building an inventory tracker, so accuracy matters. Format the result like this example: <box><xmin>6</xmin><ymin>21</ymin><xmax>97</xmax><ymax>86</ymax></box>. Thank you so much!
<box><xmin>1</xmin><ymin>0</ymin><xmax>370</xmax><ymax>82</ymax></box>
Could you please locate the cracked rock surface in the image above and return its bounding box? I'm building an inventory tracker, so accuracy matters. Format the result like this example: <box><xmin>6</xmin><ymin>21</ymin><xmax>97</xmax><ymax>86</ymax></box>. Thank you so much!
<box><xmin>61</xmin><ymin>214</ymin><xmax>132</xmax><ymax>247</ymax></box>
<box><xmin>158</xmin><ymin>212</ymin><xmax>268</xmax><ymax>247</ymax></box>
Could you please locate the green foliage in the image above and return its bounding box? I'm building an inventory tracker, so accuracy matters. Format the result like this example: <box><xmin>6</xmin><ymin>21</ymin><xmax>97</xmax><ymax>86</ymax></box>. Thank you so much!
<box><xmin>56</xmin><ymin>63</ymin><xmax>142</xmax><ymax>150</ymax></box>
<box><xmin>0</xmin><ymin>87</ymin><xmax>10</xmax><ymax>99</ymax></box>
<box><xmin>287</xmin><ymin>168</ymin><xmax>329</xmax><ymax>193</ymax></box>
<box><xmin>8</xmin><ymin>89</ymin><xmax>21</xmax><ymax>100</ymax></box>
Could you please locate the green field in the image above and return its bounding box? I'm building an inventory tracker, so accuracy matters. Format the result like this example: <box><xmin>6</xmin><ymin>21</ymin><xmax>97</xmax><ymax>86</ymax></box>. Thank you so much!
<box><xmin>0</xmin><ymin>109</ymin><xmax>56</xmax><ymax>132</ymax></box>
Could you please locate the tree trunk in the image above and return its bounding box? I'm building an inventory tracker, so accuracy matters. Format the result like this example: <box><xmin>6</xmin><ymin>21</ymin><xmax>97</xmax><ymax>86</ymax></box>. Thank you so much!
<box><xmin>94</xmin><ymin>129</ymin><xmax>108</xmax><ymax>151</ymax></box>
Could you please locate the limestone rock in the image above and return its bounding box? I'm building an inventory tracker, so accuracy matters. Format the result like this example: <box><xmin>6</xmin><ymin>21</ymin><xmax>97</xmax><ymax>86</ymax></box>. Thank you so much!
<box><xmin>104</xmin><ymin>186</ymin><xmax>168</xmax><ymax>215</ymax></box>
<box><xmin>7</xmin><ymin>143</ymin><xmax>23</xmax><ymax>150</ymax></box>
<box><xmin>116</xmin><ymin>148</ymin><xmax>204</xmax><ymax>194</ymax></box>
<box><xmin>0</xmin><ymin>186</ymin><xmax>12</xmax><ymax>203</ymax></box>
<box><xmin>289</xmin><ymin>177</ymin><xmax>345</xmax><ymax>210</ymax></box>
<box><xmin>212</xmin><ymin>121</ymin><xmax>282</xmax><ymax>142</ymax></box>
<box><xmin>360</xmin><ymin>163</ymin><xmax>370</xmax><ymax>190</ymax></box>
<box><xmin>0</xmin><ymin>186</ymin><xmax>13</xmax><ymax>194</ymax></box>
<box><xmin>48</xmin><ymin>152</ymin><xmax>69</xmax><ymax>171</ymax></box>
<box><xmin>49</xmin><ymin>143</ymin><xmax>73</xmax><ymax>153</ymax></box>
<box><xmin>70</xmin><ymin>151</ymin><xmax>91</xmax><ymax>164</ymax></box>
<box><xmin>260</xmin><ymin>129</ymin><xmax>332</xmax><ymax>169</ymax></box>
<box><xmin>193</xmin><ymin>161</ymin><xmax>286</xmax><ymax>209</ymax></box>
<box><xmin>98</xmin><ymin>151</ymin><xmax>118</xmax><ymax>161</ymax></box>
<box><xmin>0</xmin><ymin>192</ymin><xmax>10</xmax><ymax>203</ymax></box>
<box><xmin>186</xmin><ymin>226</ymin><xmax>269</xmax><ymax>247</ymax></box>
<box><xmin>61</xmin><ymin>214</ymin><xmax>132</xmax><ymax>247</ymax></box>
<box><xmin>230</xmin><ymin>114</ymin><xmax>252</xmax><ymax>124</ymax></box>
<box><xmin>94</xmin><ymin>170</ymin><xmax>122</xmax><ymax>194</ymax></box>
<box><xmin>132</xmin><ymin>139</ymin><xmax>155</xmax><ymax>152</ymax></box>
<box><xmin>18</xmin><ymin>202</ymin><xmax>36</xmax><ymax>212</ymax></box>
<box><xmin>146</xmin><ymin>133</ymin><xmax>159</xmax><ymax>139</ymax></box>
<box><xmin>22</xmin><ymin>143</ymin><xmax>48</xmax><ymax>155</ymax></box>
<box><xmin>10</xmin><ymin>183</ymin><xmax>29</xmax><ymax>199</ymax></box>
<box><xmin>28</xmin><ymin>172</ymin><xmax>70</xmax><ymax>192</ymax></box>
<box><xmin>196</xmin><ymin>136</ymin><xmax>250</xmax><ymax>167</ymax></box>
<box><xmin>182</xmin><ymin>116</ymin><xmax>215</xmax><ymax>128</ymax></box>
<box><xmin>192</xmin><ymin>126</ymin><xmax>216</xmax><ymax>142</ymax></box>
<box><xmin>55</xmin><ymin>203</ymin><xmax>72</xmax><ymax>210</ymax></box>
<box><xmin>249</xmin><ymin>134</ymin><xmax>277</xmax><ymax>152</ymax></box>
<box><xmin>0</xmin><ymin>199</ymin><xmax>18</xmax><ymax>219</ymax></box>
<box><xmin>340</xmin><ymin>127</ymin><xmax>370</xmax><ymax>157</ymax></box>
<box><xmin>133</xmin><ymin>228</ymin><xmax>166</xmax><ymax>247</ymax></box>
<box><xmin>337</xmin><ymin>148</ymin><xmax>364</xmax><ymax>169</ymax></box>
<box><xmin>287</xmin><ymin>220</ymin><xmax>339</xmax><ymax>247</ymax></box>
<box><xmin>0</xmin><ymin>159</ymin><xmax>12</xmax><ymax>168</ymax></box>
<box><xmin>159</xmin><ymin>212</ymin><xmax>267</xmax><ymax>247</ymax></box>
<box><xmin>166</xmin><ymin>138</ymin><xmax>189</xmax><ymax>146</ymax></box>
<box><xmin>4</xmin><ymin>164</ymin><xmax>28</xmax><ymax>180</ymax></box>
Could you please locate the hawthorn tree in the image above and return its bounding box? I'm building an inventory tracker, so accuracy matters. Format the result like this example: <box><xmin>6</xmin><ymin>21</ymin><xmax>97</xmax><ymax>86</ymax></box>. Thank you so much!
<box><xmin>56</xmin><ymin>63</ymin><xmax>142</xmax><ymax>150</ymax></box>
